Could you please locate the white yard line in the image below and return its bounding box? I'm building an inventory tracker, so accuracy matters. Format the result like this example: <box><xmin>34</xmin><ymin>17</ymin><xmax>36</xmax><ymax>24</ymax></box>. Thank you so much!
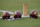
<box><xmin>0</xmin><ymin>10</ymin><xmax>14</xmax><ymax>14</ymax></box>
<box><xmin>0</xmin><ymin>17</ymin><xmax>1</xmax><ymax>18</ymax></box>
<box><xmin>22</xmin><ymin>15</ymin><xmax>29</xmax><ymax>17</ymax></box>
<box><xmin>0</xmin><ymin>15</ymin><xmax>29</xmax><ymax>18</ymax></box>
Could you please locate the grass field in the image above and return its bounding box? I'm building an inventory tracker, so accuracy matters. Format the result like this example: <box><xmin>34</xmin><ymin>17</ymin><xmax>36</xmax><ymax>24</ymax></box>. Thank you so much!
<box><xmin>0</xmin><ymin>17</ymin><xmax>40</xmax><ymax>27</ymax></box>
<box><xmin>0</xmin><ymin>0</ymin><xmax>40</xmax><ymax>27</ymax></box>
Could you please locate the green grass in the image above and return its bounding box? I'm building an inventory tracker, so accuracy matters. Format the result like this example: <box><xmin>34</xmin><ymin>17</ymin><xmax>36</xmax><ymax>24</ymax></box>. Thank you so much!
<box><xmin>0</xmin><ymin>0</ymin><xmax>40</xmax><ymax>27</ymax></box>
<box><xmin>0</xmin><ymin>17</ymin><xmax>40</xmax><ymax>27</ymax></box>
<box><xmin>0</xmin><ymin>12</ymin><xmax>2</xmax><ymax>16</ymax></box>
<box><xmin>0</xmin><ymin>0</ymin><xmax>40</xmax><ymax>14</ymax></box>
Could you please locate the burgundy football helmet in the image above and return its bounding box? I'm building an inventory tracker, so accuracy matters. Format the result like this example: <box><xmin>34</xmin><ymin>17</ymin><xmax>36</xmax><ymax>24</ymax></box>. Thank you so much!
<box><xmin>30</xmin><ymin>10</ymin><xmax>38</xmax><ymax>19</ymax></box>
<box><xmin>14</xmin><ymin>11</ymin><xmax>22</xmax><ymax>19</ymax></box>
<box><xmin>2</xmin><ymin>12</ymin><xmax>10</xmax><ymax>19</ymax></box>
